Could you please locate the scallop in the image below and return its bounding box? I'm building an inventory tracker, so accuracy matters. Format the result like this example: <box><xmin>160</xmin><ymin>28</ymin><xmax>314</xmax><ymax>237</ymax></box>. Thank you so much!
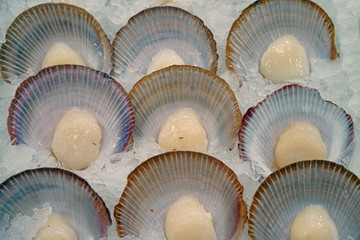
<box><xmin>7</xmin><ymin>65</ymin><xmax>134</xmax><ymax>167</ymax></box>
<box><xmin>226</xmin><ymin>0</ymin><xmax>339</xmax><ymax>82</ymax></box>
<box><xmin>129</xmin><ymin>65</ymin><xmax>241</xmax><ymax>152</ymax></box>
<box><xmin>238</xmin><ymin>84</ymin><xmax>354</xmax><ymax>178</ymax></box>
<box><xmin>248</xmin><ymin>160</ymin><xmax>360</xmax><ymax>239</ymax></box>
<box><xmin>0</xmin><ymin>168</ymin><xmax>111</xmax><ymax>239</ymax></box>
<box><xmin>0</xmin><ymin>3</ymin><xmax>112</xmax><ymax>83</ymax></box>
<box><xmin>112</xmin><ymin>6</ymin><xmax>218</xmax><ymax>77</ymax></box>
<box><xmin>114</xmin><ymin>151</ymin><xmax>247</xmax><ymax>239</ymax></box>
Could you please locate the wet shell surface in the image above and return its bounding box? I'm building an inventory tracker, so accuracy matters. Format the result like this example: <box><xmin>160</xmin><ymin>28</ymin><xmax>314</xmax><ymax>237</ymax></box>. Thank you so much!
<box><xmin>238</xmin><ymin>84</ymin><xmax>354</xmax><ymax>177</ymax></box>
<box><xmin>0</xmin><ymin>3</ymin><xmax>112</xmax><ymax>82</ymax></box>
<box><xmin>226</xmin><ymin>0</ymin><xmax>338</xmax><ymax>80</ymax></box>
<box><xmin>0</xmin><ymin>168</ymin><xmax>112</xmax><ymax>238</ymax></box>
<box><xmin>112</xmin><ymin>6</ymin><xmax>218</xmax><ymax>76</ymax></box>
<box><xmin>114</xmin><ymin>151</ymin><xmax>247</xmax><ymax>239</ymax></box>
<box><xmin>8</xmin><ymin>65</ymin><xmax>134</xmax><ymax>163</ymax></box>
<box><xmin>248</xmin><ymin>160</ymin><xmax>360</xmax><ymax>239</ymax></box>
<box><xmin>129</xmin><ymin>65</ymin><xmax>241</xmax><ymax>152</ymax></box>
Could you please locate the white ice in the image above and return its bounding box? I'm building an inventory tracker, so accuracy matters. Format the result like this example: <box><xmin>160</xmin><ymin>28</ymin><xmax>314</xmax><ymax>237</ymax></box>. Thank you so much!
<box><xmin>0</xmin><ymin>203</ymin><xmax>52</xmax><ymax>239</ymax></box>
<box><xmin>0</xmin><ymin>0</ymin><xmax>359</xmax><ymax>239</ymax></box>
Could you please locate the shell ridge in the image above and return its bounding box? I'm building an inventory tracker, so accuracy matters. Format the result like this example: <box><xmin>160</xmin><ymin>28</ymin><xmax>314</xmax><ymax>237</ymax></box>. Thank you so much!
<box><xmin>13</xmin><ymin>80</ymin><xmax>39</xmax><ymax>145</ymax></box>
<box><xmin>116</xmin><ymin>182</ymin><xmax>145</xmax><ymax>235</ymax></box>
<box><xmin>126</xmin><ymin>178</ymin><xmax>151</xmax><ymax>232</ymax></box>
<box><xmin>334</xmin><ymin>168</ymin><xmax>352</xmax><ymax>227</ymax></box>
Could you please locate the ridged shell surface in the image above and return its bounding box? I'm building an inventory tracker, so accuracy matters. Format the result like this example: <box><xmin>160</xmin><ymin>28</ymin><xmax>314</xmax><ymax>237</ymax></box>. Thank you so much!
<box><xmin>226</xmin><ymin>0</ymin><xmax>338</xmax><ymax>79</ymax></box>
<box><xmin>0</xmin><ymin>3</ymin><xmax>112</xmax><ymax>82</ymax></box>
<box><xmin>238</xmin><ymin>84</ymin><xmax>354</xmax><ymax>177</ymax></box>
<box><xmin>129</xmin><ymin>65</ymin><xmax>241</xmax><ymax>152</ymax></box>
<box><xmin>112</xmin><ymin>6</ymin><xmax>218</xmax><ymax>76</ymax></box>
<box><xmin>0</xmin><ymin>168</ymin><xmax>111</xmax><ymax>239</ymax></box>
<box><xmin>8</xmin><ymin>65</ymin><xmax>134</xmax><ymax>160</ymax></box>
<box><xmin>114</xmin><ymin>151</ymin><xmax>247</xmax><ymax>239</ymax></box>
<box><xmin>248</xmin><ymin>160</ymin><xmax>360</xmax><ymax>240</ymax></box>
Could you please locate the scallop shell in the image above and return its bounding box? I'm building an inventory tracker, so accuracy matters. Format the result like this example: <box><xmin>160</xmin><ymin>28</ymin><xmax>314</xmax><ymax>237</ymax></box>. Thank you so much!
<box><xmin>248</xmin><ymin>160</ymin><xmax>360</xmax><ymax>239</ymax></box>
<box><xmin>238</xmin><ymin>84</ymin><xmax>354</xmax><ymax>177</ymax></box>
<box><xmin>112</xmin><ymin>6</ymin><xmax>218</xmax><ymax>76</ymax></box>
<box><xmin>8</xmin><ymin>65</ymin><xmax>134</xmax><ymax>164</ymax></box>
<box><xmin>226</xmin><ymin>0</ymin><xmax>338</xmax><ymax>80</ymax></box>
<box><xmin>114</xmin><ymin>151</ymin><xmax>247</xmax><ymax>239</ymax></box>
<box><xmin>0</xmin><ymin>168</ymin><xmax>111</xmax><ymax>238</ymax></box>
<box><xmin>129</xmin><ymin>65</ymin><xmax>241</xmax><ymax>152</ymax></box>
<box><xmin>0</xmin><ymin>3</ymin><xmax>112</xmax><ymax>82</ymax></box>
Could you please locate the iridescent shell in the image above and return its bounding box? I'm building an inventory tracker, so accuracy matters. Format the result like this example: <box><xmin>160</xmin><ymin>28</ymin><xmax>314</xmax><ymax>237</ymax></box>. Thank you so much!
<box><xmin>226</xmin><ymin>0</ymin><xmax>338</xmax><ymax>81</ymax></box>
<box><xmin>248</xmin><ymin>160</ymin><xmax>360</xmax><ymax>239</ymax></box>
<box><xmin>8</xmin><ymin>65</ymin><xmax>134</xmax><ymax>165</ymax></box>
<box><xmin>129</xmin><ymin>65</ymin><xmax>241</xmax><ymax>152</ymax></box>
<box><xmin>114</xmin><ymin>151</ymin><xmax>247</xmax><ymax>239</ymax></box>
<box><xmin>0</xmin><ymin>168</ymin><xmax>111</xmax><ymax>238</ymax></box>
<box><xmin>0</xmin><ymin>3</ymin><xmax>112</xmax><ymax>82</ymax></box>
<box><xmin>238</xmin><ymin>84</ymin><xmax>354</xmax><ymax>177</ymax></box>
<box><xmin>112</xmin><ymin>6</ymin><xmax>218</xmax><ymax>76</ymax></box>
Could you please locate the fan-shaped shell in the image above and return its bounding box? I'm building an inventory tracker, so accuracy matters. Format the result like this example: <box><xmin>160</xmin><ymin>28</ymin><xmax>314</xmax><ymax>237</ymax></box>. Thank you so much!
<box><xmin>114</xmin><ymin>151</ymin><xmax>247</xmax><ymax>239</ymax></box>
<box><xmin>7</xmin><ymin>65</ymin><xmax>134</xmax><ymax>164</ymax></box>
<box><xmin>238</xmin><ymin>84</ymin><xmax>354</xmax><ymax>177</ymax></box>
<box><xmin>226</xmin><ymin>0</ymin><xmax>338</xmax><ymax>80</ymax></box>
<box><xmin>0</xmin><ymin>3</ymin><xmax>112</xmax><ymax>82</ymax></box>
<box><xmin>112</xmin><ymin>6</ymin><xmax>218</xmax><ymax>76</ymax></box>
<box><xmin>248</xmin><ymin>160</ymin><xmax>360</xmax><ymax>239</ymax></box>
<box><xmin>0</xmin><ymin>168</ymin><xmax>111</xmax><ymax>239</ymax></box>
<box><xmin>129</xmin><ymin>65</ymin><xmax>241</xmax><ymax>152</ymax></box>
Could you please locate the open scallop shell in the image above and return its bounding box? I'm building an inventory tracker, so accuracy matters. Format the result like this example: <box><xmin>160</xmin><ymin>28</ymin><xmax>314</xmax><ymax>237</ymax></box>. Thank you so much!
<box><xmin>238</xmin><ymin>84</ymin><xmax>354</xmax><ymax>177</ymax></box>
<box><xmin>7</xmin><ymin>65</ymin><xmax>134</xmax><ymax>165</ymax></box>
<box><xmin>0</xmin><ymin>3</ymin><xmax>112</xmax><ymax>82</ymax></box>
<box><xmin>114</xmin><ymin>151</ymin><xmax>247</xmax><ymax>239</ymax></box>
<box><xmin>0</xmin><ymin>168</ymin><xmax>111</xmax><ymax>238</ymax></box>
<box><xmin>248</xmin><ymin>160</ymin><xmax>360</xmax><ymax>239</ymax></box>
<box><xmin>129</xmin><ymin>65</ymin><xmax>241</xmax><ymax>152</ymax></box>
<box><xmin>112</xmin><ymin>6</ymin><xmax>218</xmax><ymax>76</ymax></box>
<box><xmin>226</xmin><ymin>0</ymin><xmax>339</xmax><ymax>80</ymax></box>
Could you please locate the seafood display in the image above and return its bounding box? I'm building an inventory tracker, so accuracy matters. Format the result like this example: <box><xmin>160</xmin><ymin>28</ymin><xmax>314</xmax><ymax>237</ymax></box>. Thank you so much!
<box><xmin>0</xmin><ymin>168</ymin><xmax>112</xmax><ymax>239</ymax></box>
<box><xmin>248</xmin><ymin>160</ymin><xmax>360</xmax><ymax>239</ymax></box>
<box><xmin>112</xmin><ymin>6</ymin><xmax>218</xmax><ymax>76</ymax></box>
<box><xmin>7</xmin><ymin>65</ymin><xmax>134</xmax><ymax>169</ymax></box>
<box><xmin>0</xmin><ymin>0</ymin><xmax>359</xmax><ymax>239</ymax></box>
<box><xmin>239</xmin><ymin>84</ymin><xmax>354</xmax><ymax>177</ymax></box>
<box><xmin>0</xmin><ymin>3</ymin><xmax>112</xmax><ymax>83</ymax></box>
<box><xmin>114</xmin><ymin>151</ymin><xmax>247</xmax><ymax>239</ymax></box>
<box><xmin>226</xmin><ymin>0</ymin><xmax>338</xmax><ymax>83</ymax></box>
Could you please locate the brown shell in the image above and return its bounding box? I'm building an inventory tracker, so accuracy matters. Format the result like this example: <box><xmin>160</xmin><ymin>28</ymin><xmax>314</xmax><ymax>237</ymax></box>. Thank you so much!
<box><xmin>114</xmin><ymin>151</ymin><xmax>247</xmax><ymax>239</ymax></box>
<box><xmin>226</xmin><ymin>0</ymin><xmax>338</xmax><ymax>75</ymax></box>
<box><xmin>248</xmin><ymin>160</ymin><xmax>360</xmax><ymax>239</ymax></box>
<box><xmin>0</xmin><ymin>3</ymin><xmax>112</xmax><ymax>82</ymax></box>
